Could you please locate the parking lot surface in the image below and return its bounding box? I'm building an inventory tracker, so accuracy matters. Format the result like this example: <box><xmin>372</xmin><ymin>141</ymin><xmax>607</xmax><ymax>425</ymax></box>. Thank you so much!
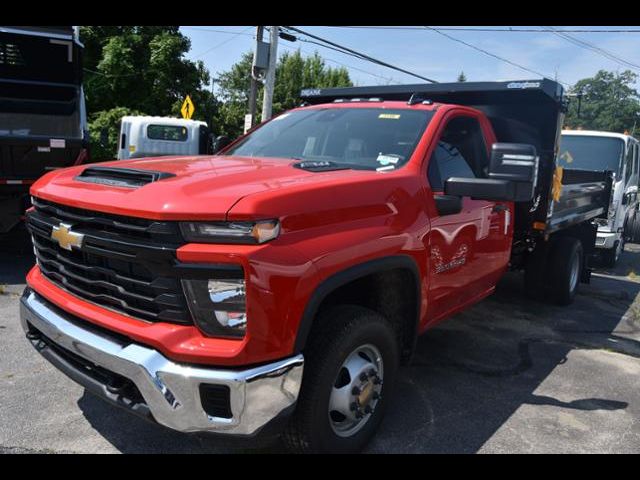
<box><xmin>1</xmin><ymin>227</ymin><xmax>639</xmax><ymax>453</ymax></box>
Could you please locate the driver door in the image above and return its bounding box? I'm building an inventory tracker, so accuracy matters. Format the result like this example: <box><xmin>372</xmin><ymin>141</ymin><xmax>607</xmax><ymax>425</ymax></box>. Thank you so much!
<box><xmin>425</xmin><ymin>114</ymin><xmax>512</xmax><ymax>324</ymax></box>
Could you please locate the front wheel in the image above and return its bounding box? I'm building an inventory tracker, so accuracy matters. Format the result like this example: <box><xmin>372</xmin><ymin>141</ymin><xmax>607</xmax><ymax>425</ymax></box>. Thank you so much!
<box><xmin>283</xmin><ymin>305</ymin><xmax>399</xmax><ymax>453</ymax></box>
<box><xmin>602</xmin><ymin>239</ymin><xmax>623</xmax><ymax>268</ymax></box>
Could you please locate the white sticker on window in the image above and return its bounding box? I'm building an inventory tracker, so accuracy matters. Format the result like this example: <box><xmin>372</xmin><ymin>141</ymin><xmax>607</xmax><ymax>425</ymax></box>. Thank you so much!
<box><xmin>37</xmin><ymin>147</ymin><xmax>51</xmax><ymax>153</ymax></box>
<box><xmin>50</xmin><ymin>139</ymin><xmax>66</xmax><ymax>148</ymax></box>
<box><xmin>376</xmin><ymin>154</ymin><xmax>402</xmax><ymax>165</ymax></box>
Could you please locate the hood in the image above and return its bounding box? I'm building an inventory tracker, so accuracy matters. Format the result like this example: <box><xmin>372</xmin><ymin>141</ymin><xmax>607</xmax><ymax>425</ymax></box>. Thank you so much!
<box><xmin>30</xmin><ymin>155</ymin><xmax>369</xmax><ymax>220</ymax></box>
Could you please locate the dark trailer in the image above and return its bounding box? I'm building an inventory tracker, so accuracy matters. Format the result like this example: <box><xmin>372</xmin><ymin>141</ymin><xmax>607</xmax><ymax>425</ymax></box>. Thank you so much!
<box><xmin>301</xmin><ymin>79</ymin><xmax>612</xmax><ymax>284</ymax></box>
<box><xmin>0</xmin><ymin>26</ymin><xmax>88</xmax><ymax>233</ymax></box>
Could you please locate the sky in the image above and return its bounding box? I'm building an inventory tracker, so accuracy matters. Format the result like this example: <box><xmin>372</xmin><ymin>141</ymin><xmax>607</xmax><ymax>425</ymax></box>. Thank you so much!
<box><xmin>180</xmin><ymin>26</ymin><xmax>640</xmax><ymax>91</ymax></box>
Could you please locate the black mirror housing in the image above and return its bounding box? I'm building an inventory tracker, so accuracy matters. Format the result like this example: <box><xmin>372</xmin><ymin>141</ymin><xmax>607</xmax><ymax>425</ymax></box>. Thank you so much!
<box><xmin>445</xmin><ymin>177</ymin><xmax>516</xmax><ymax>201</ymax></box>
<box><xmin>444</xmin><ymin>143</ymin><xmax>539</xmax><ymax>203</ymax></box>
<box><xmin>488</xmin><ymin>143</ymin><xmax>538</xmax><ymax>202</ymax></box>
<box><xmin>212</xmin><ymin>135</ymin><xmax>231</xmax><ymax>154</ymax></box>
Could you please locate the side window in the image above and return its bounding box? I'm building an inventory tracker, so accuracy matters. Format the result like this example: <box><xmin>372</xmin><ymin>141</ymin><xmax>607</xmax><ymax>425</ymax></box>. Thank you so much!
<box><xmin>428</xmin><ymin>143</ymin><xmax>475</xmax><ymax>190</ymax></box>
<box><xmin>427</xmin><ymin>116</ymin><xmax>488</xmax><ymax>191</ymax></box>
<box><xmin>625</xmin><ymin>141</ymin><xmax>634</xmax><ymax>184</ymax></box>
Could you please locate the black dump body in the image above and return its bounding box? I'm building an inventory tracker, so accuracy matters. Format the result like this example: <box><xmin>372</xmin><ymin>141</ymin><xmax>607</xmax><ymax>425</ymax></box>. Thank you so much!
<box><xmin>301</xmin><ymin>79</ymin><xmax>611</xmax><ymax>239</ymax></box>
<box><xmin>0</xmin><ymin>26</ymin><xmax>85</xmax><ymax>232</ymax></box>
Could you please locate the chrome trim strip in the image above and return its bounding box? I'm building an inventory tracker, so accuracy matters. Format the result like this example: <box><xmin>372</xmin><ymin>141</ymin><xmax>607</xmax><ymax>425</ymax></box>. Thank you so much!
<box><xmin>20</xmin><ymin>291</ymin><xmax>303</xmax><ymax>435</ymax></box>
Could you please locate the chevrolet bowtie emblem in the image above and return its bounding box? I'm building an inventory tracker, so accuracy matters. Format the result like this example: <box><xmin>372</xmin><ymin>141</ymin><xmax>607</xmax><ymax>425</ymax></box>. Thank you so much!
<box><xmin>51</xmin><ymin>223</ymin><xmax>84</xmax><ymax>251</ymax></box>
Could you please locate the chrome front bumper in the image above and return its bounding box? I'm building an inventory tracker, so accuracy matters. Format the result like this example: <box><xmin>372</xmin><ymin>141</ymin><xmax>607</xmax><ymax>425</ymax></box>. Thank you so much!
<box><xmin>595</xmin><ymin>230</ymin><xmax>620</xmax><ymax>250</ymax></box>
<box><xmin>20</xmin><ymin>289</ymin><xmax>304</xmax><ymax>436</ymax></box>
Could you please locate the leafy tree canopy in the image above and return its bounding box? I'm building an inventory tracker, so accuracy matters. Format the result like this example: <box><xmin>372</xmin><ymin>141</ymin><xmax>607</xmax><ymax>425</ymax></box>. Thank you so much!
<box><xmin>565</xmin><ymin>70</ymin><xmax>640</xmax><ymax>134</ymax></box>
<box><xmin>214</xmin><ymin>49</ymin><xmax>352</xmax><ymax>138</ymax></box>
<box><xmin>81</xmin><ymin>26</ymin><xmax>216</xmax><ymax>160</ymax></box>
<box><xmin>88</xmin><ymin>107</ymin><xmax>145</xmax><ymax>160</ymax></box>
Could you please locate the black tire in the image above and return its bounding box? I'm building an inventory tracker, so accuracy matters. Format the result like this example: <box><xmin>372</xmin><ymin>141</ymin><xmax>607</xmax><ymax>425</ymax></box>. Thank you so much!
<box><xmin>623</xmin><ymin>210</ymin><xmax>634</xmax><ymax>242</ymax></box>
<box><xmin>631</xmin><ymin>214</ymin><xmax>640</xmax><ymax>244</ymax></box>
<box><xmin>601</xmin><ymin>240</ymin><xmax>622</xmax><ymax>268</ymax></box>
<box><xmin>548</xmin><ymin>237</ymin><xmax>583</xmax><ymax>306</ymax></box>
<box><xmin>283</xmin><ymin>305</ymin><xmax>400</xmax><ymax>454</ymax></box>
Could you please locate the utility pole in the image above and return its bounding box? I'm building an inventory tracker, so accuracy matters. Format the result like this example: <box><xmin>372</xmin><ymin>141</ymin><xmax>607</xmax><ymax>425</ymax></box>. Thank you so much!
<box><xmin>247</xmin><ymin>26</ymin><xmax>264</xmax><ymax>132</ymax></box>
<box><xmin>261</xmin><ymin>26</ymin><xmax>279</xmax><ymax>122</ymax></box>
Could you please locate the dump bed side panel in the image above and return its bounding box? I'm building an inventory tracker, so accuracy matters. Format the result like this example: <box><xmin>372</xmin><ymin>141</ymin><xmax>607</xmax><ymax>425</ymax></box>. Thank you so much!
<box><xmin>547</xmin><ymin>169</ymin><xmax>612</xmax><ymax>233</ymax></box>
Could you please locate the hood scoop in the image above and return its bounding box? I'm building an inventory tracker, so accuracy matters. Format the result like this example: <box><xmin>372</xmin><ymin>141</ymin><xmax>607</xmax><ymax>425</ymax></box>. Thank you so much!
<box><xmin>75</xmin><ymin>166</ymin><xmax>175</xmax><ymax>188</ymax></box>
<box><xmin>292</xmin><ymin>160</ymin><xmax>350</xmax><ymax>172</ymax></box>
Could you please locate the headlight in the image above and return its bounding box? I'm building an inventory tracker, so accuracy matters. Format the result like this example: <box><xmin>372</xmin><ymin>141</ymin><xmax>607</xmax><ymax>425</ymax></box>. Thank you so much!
<box><xmin>180</xmin><ymin>220</ymin><xmax>280</xmax><ymax>244</ymax></box>
<box><xmin>182</xmin><ymin>277</ymin><xmax>247</xmax><ymax>338</ymax></box>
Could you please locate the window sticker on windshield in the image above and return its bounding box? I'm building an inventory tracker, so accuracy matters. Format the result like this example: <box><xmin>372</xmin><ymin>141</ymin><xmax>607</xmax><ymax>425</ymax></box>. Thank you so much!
<box><xmin>376</xmin><ymin>165</ymin><xmax>396</xmax><ymax>172</ymax></box>
<box><xmin>50</xmin><ymin>139</ymin><xmax>65</xmax><ymax>149</ymax></box>
<box><xmin>377</xmin><ymin>154</ymin><xmax>402</xmax><ymax>165</ymax></box>
<box><xmin>378</xmin><ymin>113</ymin><xmax>401</xmax><ymax>119</ymax></box>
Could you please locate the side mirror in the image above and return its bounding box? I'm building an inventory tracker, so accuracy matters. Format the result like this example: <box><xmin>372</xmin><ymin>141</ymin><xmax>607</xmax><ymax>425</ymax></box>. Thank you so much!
<box><xmin>444</xmin><ymin>143</ymin><xmax>538</xmax><ymax>202</ymax></box>
<box><xmin>434</xmin><ymin>194</ymin><xmax>463</xmax><ymax>216</ymax></box>
<box><xmin>212</xmin><ymin>135</ymin><xmax>231</xmax><ymax>154</ymax></box>
<box><xmin>99</xmin><ymin>128</ymin><xmax>109</xmax><ymax>147</ymax></box>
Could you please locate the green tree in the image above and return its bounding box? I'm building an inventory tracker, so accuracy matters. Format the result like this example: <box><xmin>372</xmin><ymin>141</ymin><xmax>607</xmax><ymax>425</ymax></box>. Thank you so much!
<box><xmin>565</xmin><ymin>70</ymin><xmax>640</xmax><ymax>133</ymax></box>
<box><xmin>88</xmin><ymin>107</ymin><xmax>144</xmax><ymax>160</ymax></box>
<box><xmin>214</xmin><ymin>52</ymin><xmax>254</xmax><ymax>138</ymax></box>
<box><xmin>457</xmin><ymin>71</ymin><xmax>467</xmax><ymax>82</ymax></box>
<box><xmin>214</xmin><ymin>49</ymin><xmax>352</xmax><ymax>138</ymax></box>
<box><xmin>80</xmin><ymin>26</ymin><xmax>216</xmax><ymax>158</ymax></box>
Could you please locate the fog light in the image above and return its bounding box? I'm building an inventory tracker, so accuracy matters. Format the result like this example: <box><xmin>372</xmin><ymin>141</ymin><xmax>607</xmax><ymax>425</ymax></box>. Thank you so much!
<box><xmin>182</xmin><ymin>277</ymin><xmax>247</xmax><ymax>338</ymax></box>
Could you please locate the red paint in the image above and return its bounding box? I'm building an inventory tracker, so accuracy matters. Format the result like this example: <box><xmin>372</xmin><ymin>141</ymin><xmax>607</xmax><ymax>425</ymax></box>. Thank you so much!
<box><xmin>28</xmin><ymin>101</ymin><xmax>515</xmax><ymax>366</ymax></box>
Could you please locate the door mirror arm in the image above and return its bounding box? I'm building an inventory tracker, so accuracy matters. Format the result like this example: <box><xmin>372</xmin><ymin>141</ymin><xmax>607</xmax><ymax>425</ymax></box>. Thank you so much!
<box><xmin>434</xmin><ymin>194</ymin><xmax>463</xmax><ymax>216</ymax></box>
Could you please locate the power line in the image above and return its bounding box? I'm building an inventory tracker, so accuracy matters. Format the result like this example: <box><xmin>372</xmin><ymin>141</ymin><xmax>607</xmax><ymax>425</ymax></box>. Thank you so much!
<box><xmin>544</xmin><ymin>26</ymin><xmax>640</xmax><ymax>71</ymax></box>
<box><xmin>278</xmin><ymin>42</ymin><xmax>396</xmax><ymax>84</ymax></box>
<box><xmin>423</xmin><ymin>26</ymin><xmax>570</xmax><ymax>86</ymax></box>
<box><xmin>192</xmin><ymin>26</ymin><xmax>254</xmax><ymax>59</ymax></box>
<box><xmin>282</xmin><ymin>26</ymin><xmax>439</xmax><ymax>83</ymax></box>
<box><xmin>83</xmin><ymin>67</ymin><xmax>143</xmax><ymax>79</ymax></box>
<box><xmin>181</xmin><ymin>26</ymin><xmax>255</xmax><ymax>37</ymax></box>
<box><xmin>326</xmin><ymin>26</ymin><xmax>640</xmax><ymax>33</ymax></box>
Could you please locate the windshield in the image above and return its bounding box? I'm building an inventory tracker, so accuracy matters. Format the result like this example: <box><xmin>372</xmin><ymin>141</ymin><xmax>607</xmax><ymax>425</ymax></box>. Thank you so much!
<box><xmin>225</xmin><ymin>108</ymin><xmax>434</xmax><ymax>171</ymax></box>
<box><xmin>558</xmin><ymin>135</ymin><xmax>625</xmax><ymax>175</ymax></box>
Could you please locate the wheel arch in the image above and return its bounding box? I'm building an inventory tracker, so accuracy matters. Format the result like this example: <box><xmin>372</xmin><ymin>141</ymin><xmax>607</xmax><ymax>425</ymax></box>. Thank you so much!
<box><xmin>293</xmin><ymin>255</ymin><xmax>421</xmax><ymax>364</ymax></box>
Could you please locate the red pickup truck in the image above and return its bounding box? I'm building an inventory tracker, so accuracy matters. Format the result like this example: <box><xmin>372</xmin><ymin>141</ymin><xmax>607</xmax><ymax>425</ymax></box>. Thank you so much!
<box><xmin>20</xmin><ymin>80</ymin><xmax>611</xmax><ymax>453</ymax></box>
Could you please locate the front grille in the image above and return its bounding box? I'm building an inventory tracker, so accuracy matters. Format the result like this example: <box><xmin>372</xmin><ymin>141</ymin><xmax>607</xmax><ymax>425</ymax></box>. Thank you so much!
<box><xmin>27</xmin><ymin>198</ymin><xmax>192</xmax><ymax>324</ymax></box>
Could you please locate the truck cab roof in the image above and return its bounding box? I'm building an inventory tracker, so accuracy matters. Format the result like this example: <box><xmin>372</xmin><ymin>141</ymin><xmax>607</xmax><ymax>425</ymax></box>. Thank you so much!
<box><xmin>562</xmin><ymin>129</ymin><xmax>638</xmax><ymax>142</ymax></box>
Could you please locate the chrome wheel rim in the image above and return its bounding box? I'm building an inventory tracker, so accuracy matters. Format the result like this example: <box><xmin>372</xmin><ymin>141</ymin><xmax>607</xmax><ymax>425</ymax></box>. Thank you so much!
<box><xmin>328</xmin><ymin>344</ymin><xmax>384</xmax><ymax>438</ymax></box>
<box><xmin>569</xmin><ymin>252</ymin><xmax>580</xmax><ymax>292</ymax></box>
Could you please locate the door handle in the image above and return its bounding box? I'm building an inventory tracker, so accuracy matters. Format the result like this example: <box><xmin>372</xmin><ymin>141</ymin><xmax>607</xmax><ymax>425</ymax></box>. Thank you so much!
<box><xmin>492</xmin><ymin>204</ymin><xmax>508</xmax><ymax>213</ymax></box>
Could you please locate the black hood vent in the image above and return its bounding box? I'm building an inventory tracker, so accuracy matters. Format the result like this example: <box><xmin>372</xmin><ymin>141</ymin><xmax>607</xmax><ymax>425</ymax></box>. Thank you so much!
<box><xmin>75</xmin><ymin>167</ymin><xmax>175</xmax><ymax>188</ymax></box>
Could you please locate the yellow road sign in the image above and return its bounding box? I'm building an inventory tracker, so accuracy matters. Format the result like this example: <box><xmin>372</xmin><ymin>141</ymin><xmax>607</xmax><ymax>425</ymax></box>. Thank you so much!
<box><xmin>181</xmin><ymin>95</ymin><xmax>195</xmax><ymax>119</ymax></box>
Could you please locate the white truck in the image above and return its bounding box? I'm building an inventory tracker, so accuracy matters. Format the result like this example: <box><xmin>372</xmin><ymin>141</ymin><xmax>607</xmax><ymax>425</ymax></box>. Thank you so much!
<box><xmin>117</xmin><ymin>116</ymin><xmax>214</xmax><ymax>160</ymax></box>
<box><xmin>559</xmin><ymin>130</ymin><xmax>639</xmax><ymax>266</ymax></box>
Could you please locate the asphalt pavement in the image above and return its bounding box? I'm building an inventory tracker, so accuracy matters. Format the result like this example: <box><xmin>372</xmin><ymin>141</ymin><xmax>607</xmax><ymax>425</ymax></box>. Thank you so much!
<box><xmin>1</xmin><ymin>227</ymin><xmax>639</xmax><ymax>453</ymax></box>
